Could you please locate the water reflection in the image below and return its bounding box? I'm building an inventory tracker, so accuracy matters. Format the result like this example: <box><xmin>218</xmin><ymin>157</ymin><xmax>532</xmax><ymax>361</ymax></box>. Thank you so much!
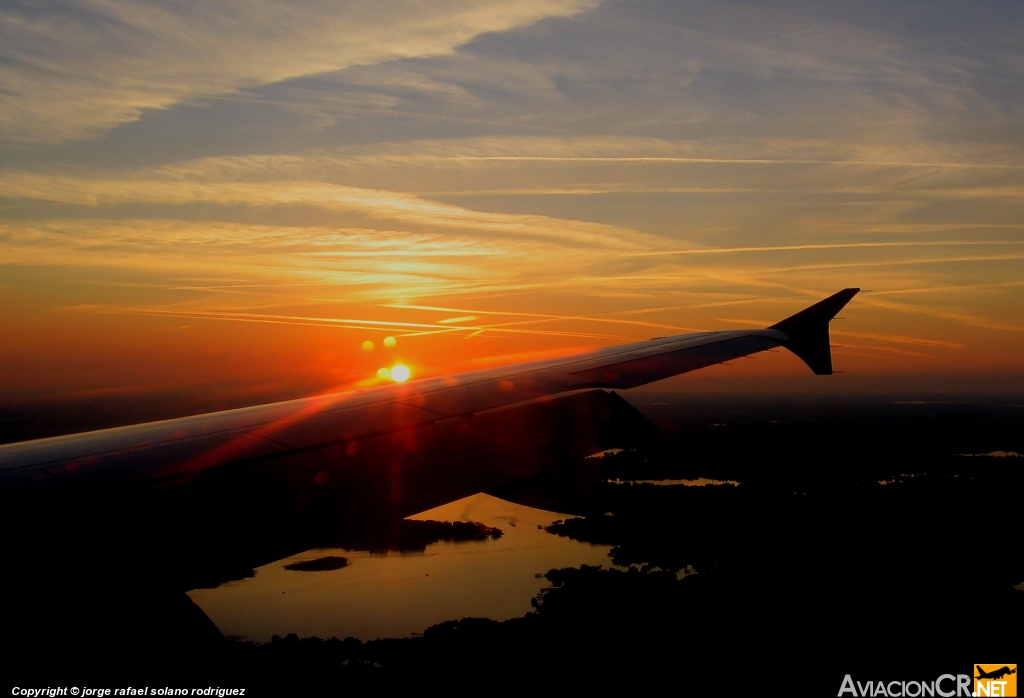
<box><xmin>188</xmin><ymin>493</ymin><xmax>614</xmax><ymax>641</ymax></box>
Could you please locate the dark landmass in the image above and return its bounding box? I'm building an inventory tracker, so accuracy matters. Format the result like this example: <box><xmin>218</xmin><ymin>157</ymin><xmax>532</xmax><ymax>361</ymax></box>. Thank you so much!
<box><xmin>3</xmin><ymin>394</ymin><xmax>1022</xmax><ymax>694</ymax></box>
<box><xmin>277</xmin><ymin>520</ymin><xmax>502</xmax><ymax>572</ymax></box>
<box><xmin>283</xmin><ymin>556</ymin><xmax>349</xmax><ymax>572</ymax></box>
<box><xmin>329</xmin><ymin>518</ymin><xmax>502</xmax><ymax>554</ymax></box>
<box><xmin>212</xmin><ymin>396</ymin><xmax>1023</xmax><ymax>692</ymax></box>
<box><xmin>220</xmin><ymin>461</ymin><xmax>1018</xmax><ymax>694</ymax></box>
<box><xmin>198</xmin><ymin>519</ymin><xmax>501</xmax><ymax>584</ymax></box>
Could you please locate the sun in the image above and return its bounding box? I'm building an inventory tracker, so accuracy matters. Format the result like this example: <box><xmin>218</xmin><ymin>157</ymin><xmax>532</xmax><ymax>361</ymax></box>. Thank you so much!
<box><xmin>390</xmin><ymin>364</ymin><xmax>411</xmax><ymax>382</ymax></box>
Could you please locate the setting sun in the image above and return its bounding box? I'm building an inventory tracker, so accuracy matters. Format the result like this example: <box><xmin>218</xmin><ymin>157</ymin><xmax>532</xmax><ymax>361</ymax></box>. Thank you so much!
<box><xmin>390</xmin><ymin>365</ymin><xmax>411</xmax><ymax>382</ymax></box>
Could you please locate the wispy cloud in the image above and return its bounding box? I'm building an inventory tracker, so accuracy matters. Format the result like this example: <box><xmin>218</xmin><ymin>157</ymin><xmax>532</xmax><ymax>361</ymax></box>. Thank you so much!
<box><xmin>75</xmin><ymin>305</ymin><xmax>619</xmax><ymax>340</ymax></box>
<box><xmin>830</xmin><ymin>331</ymin><xmax>962</xmax><ymax>349</ymax></box>
<box><xmin>384</xmin><ymin>303</ymin><xmax>700</xmax><ymax>332</ymax></box>
<box><xmin>0</xmin><ymin>0</ymin><xmax>597</xmax><ymax>143</ymax></box>
<box><xmin>2</xmin><ymin>0</ymin><xmax>1023</xmax><ymax>396</ymax></box>
<box><xmin>833</xmin><ymin>343</ymin><xmax>936</xmax><ymax>360</ymax></box>
<box><xmin>0</xmin><ymin>173</ymin><xmax>654</xmax><ymax>250</ymax></box>
<box><xmin>858</xmin><ymin>297</ymin><xmax>1024</xmax><ymax>334</ymax></box>
<box><xmin>625</xmin><ymin>241</ymin><xmax>1024</xmax><ymax>259</ymax></box>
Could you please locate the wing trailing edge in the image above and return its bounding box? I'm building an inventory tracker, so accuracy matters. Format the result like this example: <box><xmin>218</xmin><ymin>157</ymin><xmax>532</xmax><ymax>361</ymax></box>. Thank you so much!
<box><xmin>769</xmin><ymin>288</ymin><xmax>860</xmax><ymax>375</ymax></box>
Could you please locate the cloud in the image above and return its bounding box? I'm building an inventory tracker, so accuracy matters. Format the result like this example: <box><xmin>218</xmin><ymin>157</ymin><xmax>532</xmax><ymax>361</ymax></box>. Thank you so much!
<box><xmin>78</xmin><ymin>306</ymin><xmax>618</xmax><ymax>340</ymax></box>
<box><xmin>0</xmin><ymin>0</ymin><xmax>597</xmax><ymax>143</ymax></box>
<box><xmin>0</xmin><ymin>170</ymin><xmax>658</xmax><ymax>250</ymax></box>
<box><xmin>0</xmin><ymin>213</ymin><xmax>656</xmax><ymax>304</ymax></box>
<box><xmin>858</xmin><ymin>296</ymin><xmax>1024</xmax><ymax>334</ymax></box>
<box><xmin>830</xmin><ymin>331</ymin><xmax>962</xmax><ymax>350</ymax></box>
<box><xmin>626</xmin><ymin>241</ymin><xmax>1024</xmax><ymax>259</ymax></box>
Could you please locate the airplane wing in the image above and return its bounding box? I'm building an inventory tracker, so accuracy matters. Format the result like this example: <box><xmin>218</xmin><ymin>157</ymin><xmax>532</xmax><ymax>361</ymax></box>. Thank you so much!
<box><xmin>0</xmin><ymin>288</ymin><xmax>857</xmax><ymax>497</ymax></box>
<box><xmin>0</xmin><ymin>288</ymin><xmax>858</xmax><ymax>655</ymax></box>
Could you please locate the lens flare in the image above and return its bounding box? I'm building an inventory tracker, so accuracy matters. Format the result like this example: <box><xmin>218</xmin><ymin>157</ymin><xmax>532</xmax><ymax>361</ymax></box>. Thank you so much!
<box><xmin>361</xmin><ymin>340</ymin><xmax>375</xmax><ymax>352</ymax></box>
<box><xmin>376</xmin><ymin>367</ymin><xmax>391</xmax><ymax>379</ymax></box>
<box><xmin>383</xmin><ymin>336</ymin><xmax>397</xmax><ymax>349</ymax></box>
<box><xmin>390</xmin><ymin>364</ymin><xmax>410</xmax><ymax>382</ymax></box>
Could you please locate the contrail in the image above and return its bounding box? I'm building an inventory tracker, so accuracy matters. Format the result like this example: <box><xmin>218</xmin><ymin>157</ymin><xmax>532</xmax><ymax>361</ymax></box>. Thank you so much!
<box><xmin>626</xmin><ymin>240</ymin><xmax>1024</xmax><ymax>258</ymax></box>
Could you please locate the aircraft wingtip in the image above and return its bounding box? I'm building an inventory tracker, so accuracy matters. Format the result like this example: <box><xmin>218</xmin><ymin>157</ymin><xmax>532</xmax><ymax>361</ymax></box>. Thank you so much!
<box><xmin>770</xmin><ymin>288</ymin><xmax>861</xmax><ymax>376</ymax></box>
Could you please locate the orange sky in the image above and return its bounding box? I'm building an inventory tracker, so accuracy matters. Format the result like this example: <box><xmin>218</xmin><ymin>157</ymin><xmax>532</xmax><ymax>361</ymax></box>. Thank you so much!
<box><xmin>2</xmin><ymin>1</ymin><xmax>1023</xmax><ymax>405</ymax></box>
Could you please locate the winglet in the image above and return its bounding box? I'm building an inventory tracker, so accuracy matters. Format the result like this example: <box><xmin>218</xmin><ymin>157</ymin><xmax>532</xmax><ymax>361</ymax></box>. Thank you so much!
<box><xmin>769</xmin><ymin>288</ymin><xmax>860</xmax><ymax>375</ymax></box>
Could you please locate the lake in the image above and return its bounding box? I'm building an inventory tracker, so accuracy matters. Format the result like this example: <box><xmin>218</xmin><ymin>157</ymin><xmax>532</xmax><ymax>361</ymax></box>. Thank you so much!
<box><xmin>188</xmin><ymin>493</ymin><xmax>614</xmax><ymax>641</ymax></box>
